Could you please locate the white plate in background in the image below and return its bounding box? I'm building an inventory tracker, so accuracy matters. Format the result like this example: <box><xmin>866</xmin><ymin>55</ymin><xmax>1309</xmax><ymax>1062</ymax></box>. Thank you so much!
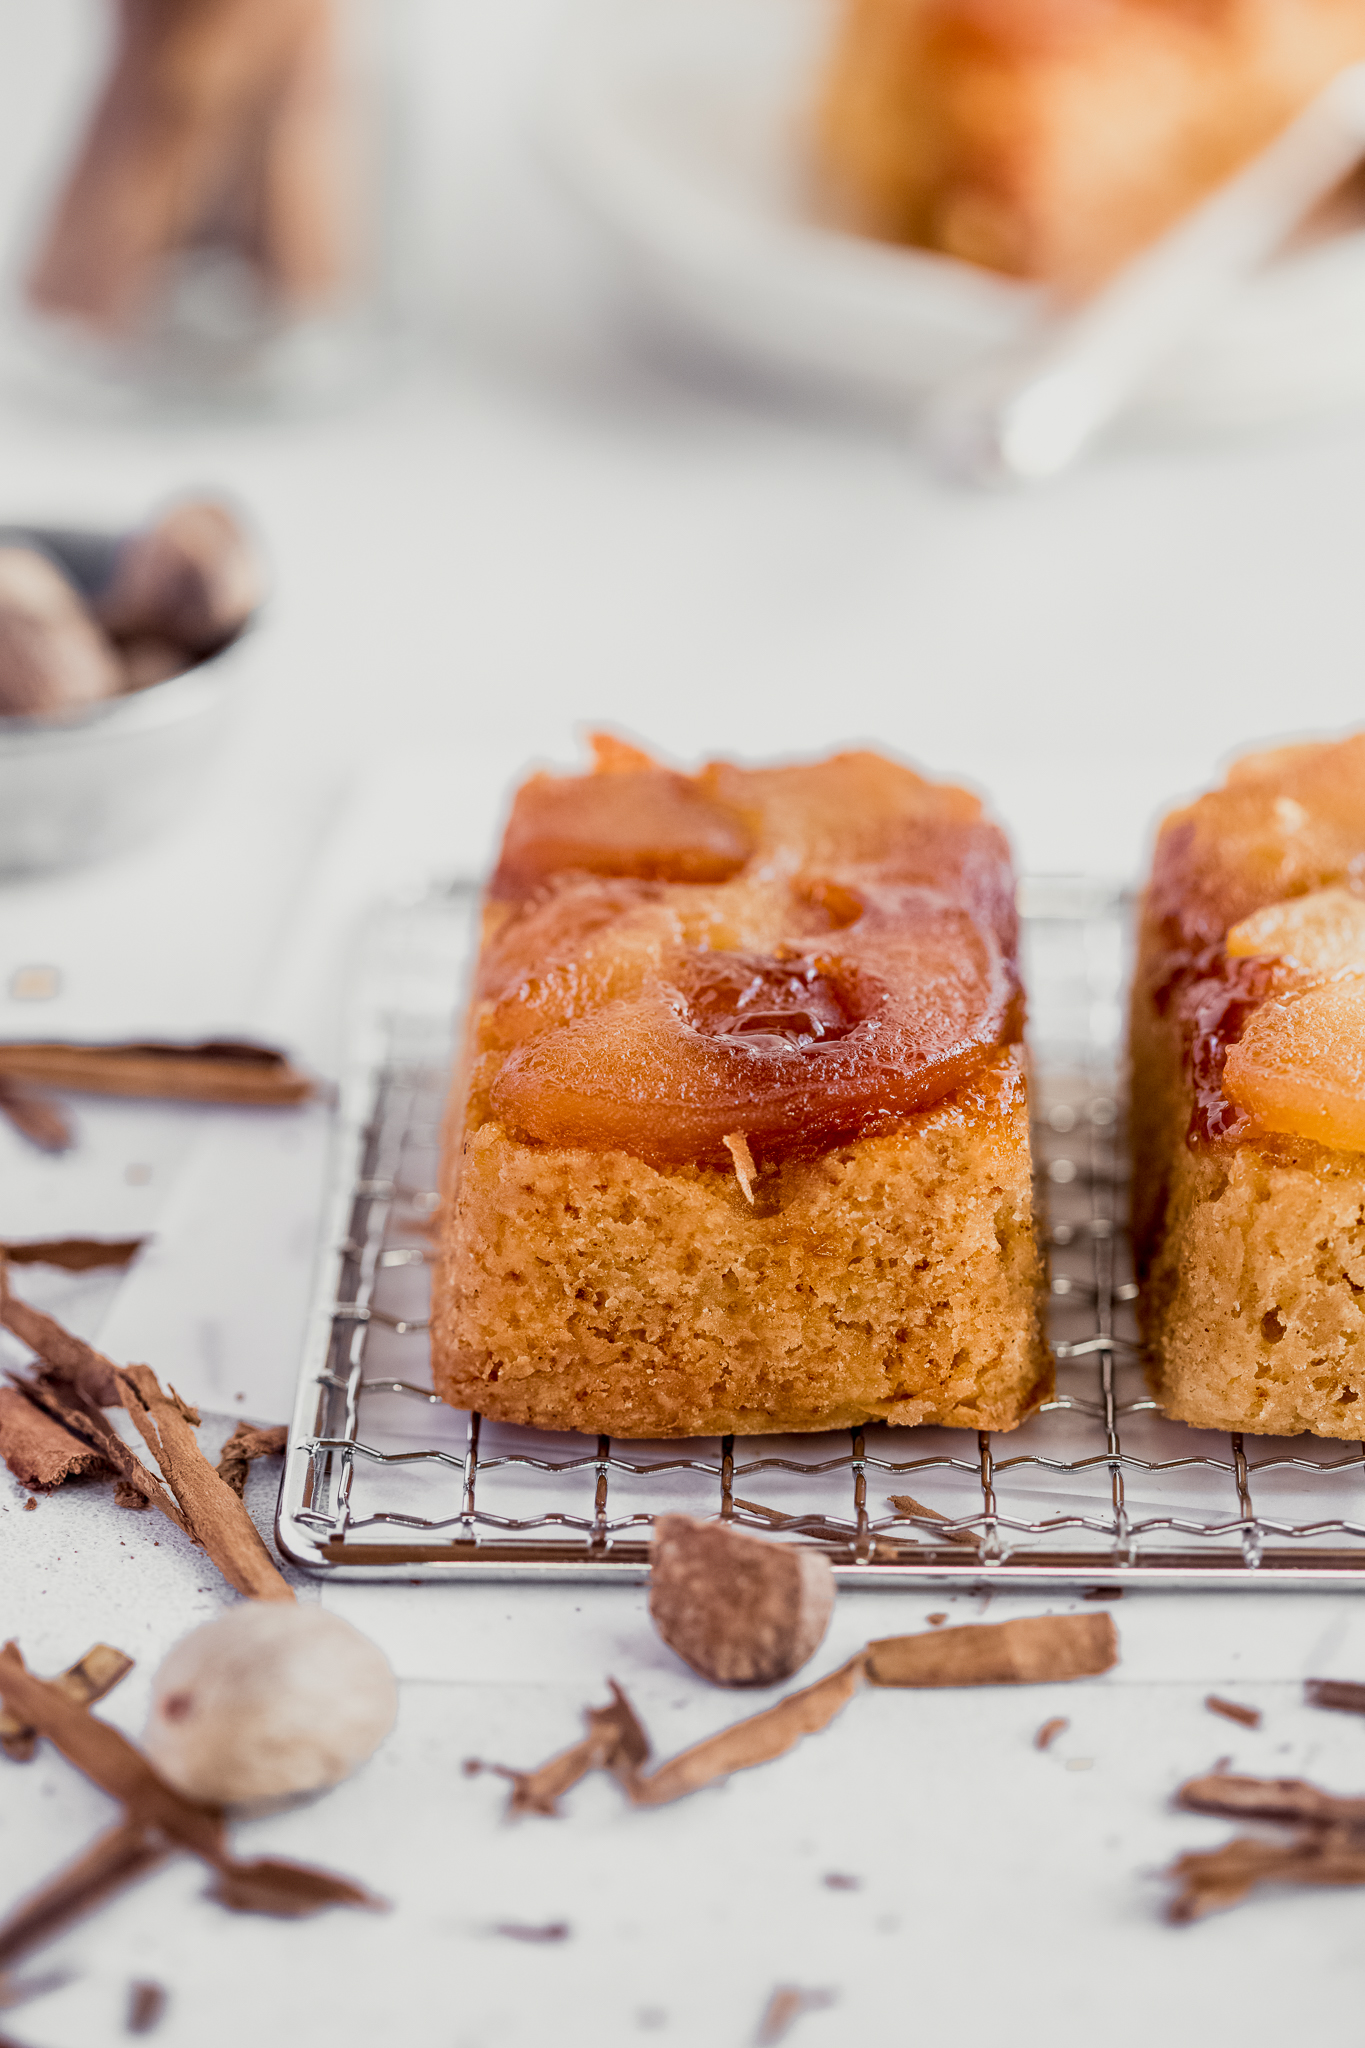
<box><xmin>543</xmin><ymin>0</ymin><xmax>1365</xmax><ymax>429</ymax></box>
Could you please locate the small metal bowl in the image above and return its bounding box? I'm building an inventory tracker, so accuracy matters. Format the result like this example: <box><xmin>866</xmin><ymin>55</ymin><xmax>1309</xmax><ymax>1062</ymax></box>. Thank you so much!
<box><xmin>0</xmin><ymin>526</ymin><xmax>252</xmax><ymax>877</ymax></box>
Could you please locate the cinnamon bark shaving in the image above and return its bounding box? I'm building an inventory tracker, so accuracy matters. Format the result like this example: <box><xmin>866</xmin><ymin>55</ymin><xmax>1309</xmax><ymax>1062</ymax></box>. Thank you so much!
<box><xmin>216</xmin><ymin>1422</ymin><xmax>288</xmax><ymax>1500</ymax></box>
<box><xmin>1168</xmin><ymin>1771</ymin><xmax>1365</xmax><ymax>1921</ymax></box>
<box><xmin>117</xmin><ymin>1367</ymin><xmax>293</xmax><ymax>1602</ymax></box>
<box><xmin>0</xmin><ymin>1080</ymin><xmax>72</xmax><ymax>1155</ymax></box>
<box><xmin>1</xmin><ymin>1239</ymin><xmax>144</xmax><ymax>1272</ymax></box>
<box><xmin>1035</xmin><ymin>1717</ymin><xmax>1068</xmax><ymax>1752</ymax></box>
<box><xmin>1</xmin><ymin>1643</ymin><xmax>132</xmax><ymax>1762</ymax></box>
<box><xmin>1205</xmin><ymin>1694</ymin><xmax>1261</xmax><ymax>1730</ymax></box>
<box><xmin>0</xmin><ymin>1643</ymin><xmax>382</xmax><ymax>1971</ymax></box>
<box><xmin>865</xmin><ymin>1614</ymin><xmax>1117</xmax><ymax>1686</ymax></box>
<box><xmin>755</xmin><ymin>1986</ymin><xmax>837</xmax><ymax>2045</ymax></box>
<box><xmin>1305</xmin><ymin>1678</ymin><xmax>1365</xmax><ymax>1717</ymax></box>
<box><xmin>468</xmin><ymin>1682</ymin><xmax>648</xmax><ymax>1816</ymax></box>
<box><xmin>0</xmin><ymin>1386</ymin><xmax>109</xmax><ymax>1494</ymax></box>
<box><xmin>886</xmin><ymin>1494</ymin><xmax>976</xmax><ymax>1544</ymax></box>
<box><xmin>0</xmin><ymin>1043</ymin><xmax>311</xmax><ymax>1108</ymax></box>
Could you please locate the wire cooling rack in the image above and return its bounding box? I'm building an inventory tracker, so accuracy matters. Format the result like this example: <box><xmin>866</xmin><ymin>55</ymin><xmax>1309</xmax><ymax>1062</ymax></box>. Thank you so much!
<box><xmin>276</xmin><ymin>877</ymin><xmax>1365</xmax><ymax>1588</ymax></box>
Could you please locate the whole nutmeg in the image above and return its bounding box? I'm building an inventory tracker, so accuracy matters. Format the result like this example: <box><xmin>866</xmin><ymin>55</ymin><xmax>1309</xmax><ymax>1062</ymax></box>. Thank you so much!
<box><xmin>0</xmin><ymin>547</ymin><xmax>121</xmax><ymax>717</ymax></box>
<box><xmin>97</xmin><ymin>500</ymin><xmax>265</xmax><ymax>658</ymax></box>
<box><xmin>649</xmin><ymin>1514</ymin><xmax>835</xmax><ymax>1687</ymax></box>
<box><xmin>143</xmin><ymin>1604</ymin><xmax>397</xmax><ymax>1808</ymax></box>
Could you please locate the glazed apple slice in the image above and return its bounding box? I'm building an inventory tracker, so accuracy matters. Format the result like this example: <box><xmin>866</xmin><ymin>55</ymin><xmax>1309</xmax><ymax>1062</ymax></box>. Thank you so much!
<box><xmin>1226</xmin><ymin>886</ymin><xmax>1365</xmax><ymax>976</ymax></box>
<box><xmin>489</xmin><ymin>884</ymin><xmax>1019</xmax><ymax>1165</ymax></box>
<box><xmin>1223</xmin><ymin>975</ymin><xmax>1365</xmax><ymax>1152</ymax></box>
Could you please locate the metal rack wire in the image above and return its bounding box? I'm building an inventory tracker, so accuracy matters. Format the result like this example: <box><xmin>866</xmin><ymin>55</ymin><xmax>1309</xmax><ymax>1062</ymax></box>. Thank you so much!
<box><xmin>276</xmin><ymin>879</ymin><xmax>1365</xmax><ymax>1588</ymax></box>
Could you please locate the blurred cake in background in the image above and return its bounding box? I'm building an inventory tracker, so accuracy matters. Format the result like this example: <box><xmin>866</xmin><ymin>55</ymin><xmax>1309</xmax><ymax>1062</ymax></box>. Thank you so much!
<box><xmin>816</xmin><ymin>0</ymin><xmax>1365</xmax><ymax>289</ymax></box>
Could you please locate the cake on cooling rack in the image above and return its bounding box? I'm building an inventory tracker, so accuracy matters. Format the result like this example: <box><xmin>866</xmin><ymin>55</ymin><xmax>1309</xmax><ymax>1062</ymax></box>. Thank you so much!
<box><xmin>815</xmin><ymin>0</ymin><xmax>1365</xmax><ymax>289</ymax></box>
<box><xmin>1133</xmin><ymin>731</ymin><xmax>1365</xmax><ymax>1438</ymax></box>
<box><xmin>430</xmin><ymin>737</ymin><xmax>1047</xmax><ymax>1438</ymax></box>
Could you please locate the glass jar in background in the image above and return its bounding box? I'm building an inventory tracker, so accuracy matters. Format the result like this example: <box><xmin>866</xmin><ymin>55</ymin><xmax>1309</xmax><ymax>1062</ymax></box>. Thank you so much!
<box><xmin>6</xmin><ymin>0</ymin><xmax>405</xmax><ymax>413</ymax></box>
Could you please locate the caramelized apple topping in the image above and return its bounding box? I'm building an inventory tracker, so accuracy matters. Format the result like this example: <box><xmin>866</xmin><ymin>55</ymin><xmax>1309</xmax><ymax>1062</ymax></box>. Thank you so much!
<box><xmin>489</xmin><ymin>886</ymin><xmax>1020</xmax><ymax>1167</ymax></box>
<box><xmin>1147</xmin><ymin>733</ymin><xmax>1365</xmax><ymax>951</ymax></box>
<box><xmin>1224</xmin><ymin>977</ymin><xmax>1365</xmax><ymax>1153</ymax></box>
<box><xmin>1226</xmin><ymin>887</ymin><xmax>1365</xmax><ymax>977</ymax></box>
<box><xmin>492</xmin><ymin>770</ymin><xmax>752</xmax><ymax>895</ymax></box>
<box><xmin>478</xmin><ymin>745</ymin><xmax>1021</xmax><ymax>1167</ymax></box>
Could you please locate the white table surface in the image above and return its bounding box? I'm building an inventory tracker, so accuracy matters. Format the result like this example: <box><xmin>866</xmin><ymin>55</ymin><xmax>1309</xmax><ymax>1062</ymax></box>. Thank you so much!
<box><xmin>7</xmin><ymin>4</ymin><xmax>1365</xmax><ymax>2044</ymax></box>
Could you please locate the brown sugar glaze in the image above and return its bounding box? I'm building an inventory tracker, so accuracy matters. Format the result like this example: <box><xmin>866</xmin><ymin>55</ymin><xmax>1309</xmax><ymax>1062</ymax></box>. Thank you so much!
<box><xmin>472</xmin><ymin>745</ymin><xmax>1023</xmax><ymax>1169</ymax></box>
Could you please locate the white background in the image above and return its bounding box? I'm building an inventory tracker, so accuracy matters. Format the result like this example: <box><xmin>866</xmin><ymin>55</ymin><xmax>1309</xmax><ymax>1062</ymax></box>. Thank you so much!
<box><xmin>6</xmin><ymin>4</ymin><xmax>1365</xmax><ymax>2044</ymax></box>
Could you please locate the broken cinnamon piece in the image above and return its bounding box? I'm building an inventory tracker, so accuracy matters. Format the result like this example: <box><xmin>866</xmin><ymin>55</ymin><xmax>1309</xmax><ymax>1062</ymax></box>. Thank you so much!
<box><xmin>1035</xmin><ymin>1716</ymin><xmax>1069</xmax><ymax>1751</ymax></box>
<box><xmin>623</xmin><ymin>1655</ymin><xmax>867</xmax><ymax>1809</ymax></box>
<box><xmin>0</xmin><ymin>1080</ymin><xmax>72</xmax><ymax>1156</ymax></box>
<box><xmin>216</xmin><ymin>1421</ymin><xmax>288</xmax><ymax>1500</ymax></box>
<box><xmin>493</xmin><ymin>1922</ymin><xmax>571</xmax><ymax>1944</ymax></box>
<box><xmin>1166</xmin><ymin>1831</ymin><xmax>1365</xmax><ymax>1923</ymax></box>
<box><xmin>0</xmin><ymin>1385</ymin><xmax>109</xmax><ymax>1494</ymax></box>
<box><xmin>1177</xmin><ymin>1772</ymin><xmax>1365</xmax><ymax>1829</ymax></box>
<box><xmin>0</xmin><ymin>1042</ymin><xmax>312</xmax><ymax>1108</ymax></box>
<box><xmin>886</xmin><ymin>1495</ymin><xmax>975</xmax><ymax>1543</ymax></box>
<box><xmin>755</xmin><ymin>1986</ymin><xmax>837</xmax><ymax>2045</ymax></box>
<box><xmin>117</xmin><ymin>1367</ymin><xmax>294</xmax><ymax>1602</ymax></box>
<box><xmin>1305</xmin><ymin>1678</ymin><xmax>1365</xmax><ymax>1717</ymax></box>
<box><xmin>470</xmin><ymin>1681</ymin><xmax>649</xmax><ymax>1817</ymax></box>
<box><xmin>0</xmin><ymin>1256</ymin><xmax>123</xmax><ymax>1404</ymax></box>
<box><xmin>649</xmin><ymin>1515</ymin><xmax>835</xmax><ymax>1686</ymax></box>
<box><xmin>721</xmin><ymin>1132</ymin><xmax>756</xmax><ymax>1205</ymax></box>
<box><xmin>0</xmin><ymin>1642</ymin><xmax>383</xmax><ymax>1971</ymax></box>
<box><xmin>1206</xmin><ymin>1694</ymin><xmax>1261</xmax><ymax>1730</ymax></box>
<box><xmin>127</xmin><ymin>1980</ymin><xmax>166</xmax><ymax>2034</ymax></box>
<box><xmin>1</xmin><ymin>1239</ymin><xmax>143</xmax><ymax>1272</ymax></box>
<box><xmin>865</xmin><ymin>1614</ymin><xmax>1118</xmax><ymax>1687</ymax></box>
<box><xmin>114</xmin><ymin>1479</ymin><xmax>152</xmax><ymax>1512</ymax></box>
<box><xmin>1</xmin><ymin>1643</ymin><xmax>133</xmax><ymax>1763</ymax></box>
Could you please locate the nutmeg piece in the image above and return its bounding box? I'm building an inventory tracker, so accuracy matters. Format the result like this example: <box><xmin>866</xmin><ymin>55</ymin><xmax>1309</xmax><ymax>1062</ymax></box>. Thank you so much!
<box><xmin>0</xmin><ymin>547</ymin><xmax>121</xmax><ymax>717</ymax></box>
<box><xmin>649</xmin><ymin>1513</ymin><xmax>836</xmax><ymax>1687</ymax></box>
<box><xmin>143</xmin><ymin>1603</ymin><xmax>397</xmax><ymax>1807</ymax></box>
<box><xmin>97</xmin><ymin>500</ymin><xmax>265</xmax><ymax>658</ymax></box>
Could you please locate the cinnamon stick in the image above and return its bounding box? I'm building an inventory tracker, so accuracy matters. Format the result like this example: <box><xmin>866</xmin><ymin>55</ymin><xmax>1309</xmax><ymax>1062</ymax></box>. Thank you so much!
<box><xmin>117</xmin><ymin>1367</ymin><xmax>293</xmax><ymax>1602</ymax></box>
<box><xmin>0</xmin><ymin>1042</ymin><xmax>312</xmax><ymax>1108</ymax></box>
<box><xmin>1</xmin><ymin>1239</ymin><xmax>143</xmax><ymax>1272</ymax></box>
<box><xmin>27</xmin><ymin>0</ymin><xmax>328</xmax><ymax>333</ymax></box>
<box><xmin>865</xmin><ymin>1614</ymin><xmax>1118</xmax><ymax>1687</ymax></box>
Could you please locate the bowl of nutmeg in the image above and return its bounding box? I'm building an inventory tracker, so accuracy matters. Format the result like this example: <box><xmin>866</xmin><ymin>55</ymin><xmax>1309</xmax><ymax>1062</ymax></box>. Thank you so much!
<box><xmin>0</xmin><ymin>499</ymin><xmax>265</xmax><ymax>875</ymax></box>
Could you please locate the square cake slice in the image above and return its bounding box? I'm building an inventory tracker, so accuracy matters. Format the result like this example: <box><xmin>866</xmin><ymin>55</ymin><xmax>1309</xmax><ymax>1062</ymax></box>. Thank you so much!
<box><xmin>431</xmin><ymin>739</ymin><xmax>1047</xmax><ymax>1437</ymax></box>
<box><xmin>815</xmin><ymin>0</ymin><xmax>1365</xmax><ymax>289</ymax></box>
<box><xmin>1132</xmin><ymin>731</ymin><xmax>1365</xmax><ymax>1437</ymax></box>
